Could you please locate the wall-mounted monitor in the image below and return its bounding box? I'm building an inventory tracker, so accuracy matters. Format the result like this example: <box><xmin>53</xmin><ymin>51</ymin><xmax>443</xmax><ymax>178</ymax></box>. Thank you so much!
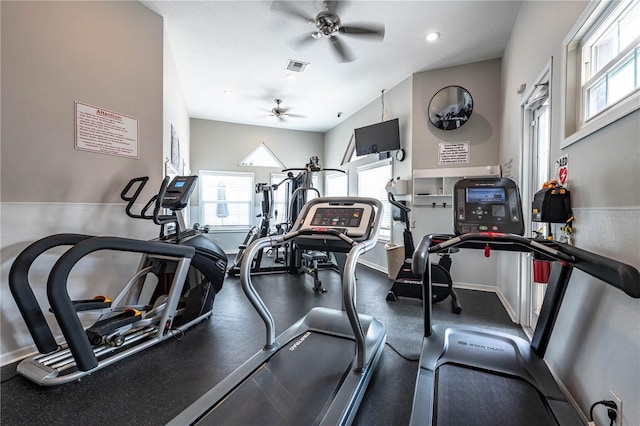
<box><xmin>354</xmin><ymin>118</ymin><xmax>401</xmax><ymax>156</ymax></box>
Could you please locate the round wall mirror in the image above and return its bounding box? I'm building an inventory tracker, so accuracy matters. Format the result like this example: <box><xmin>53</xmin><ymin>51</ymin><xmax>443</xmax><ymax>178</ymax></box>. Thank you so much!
<box><xmin>428</xmin><ymin>86</ymin><xmax>473</xmax><ymax>130</ymax></box>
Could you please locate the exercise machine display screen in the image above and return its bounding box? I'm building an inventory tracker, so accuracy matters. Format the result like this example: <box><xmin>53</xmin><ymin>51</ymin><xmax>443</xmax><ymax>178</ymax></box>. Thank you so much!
<box><xmin>466</xmin><ymin>188</ymin><xmax>505</xmax><ymax>204</ymax></box>
<box><xmin>162</xmin><ymin>176</ymin><xmax>198</xmax><ymax>210</ymax></box>
<box><xmin>300</xmin><ymin>202</ymin><xmax>374</xmax><ymax>238</ymax></box>
<box><xmin>310</xmin><ymin>208</ymin><xmax>364</xmax><ymax>228</ymax></box>
<box><xmin>454</xmin><ymin>178</ymin><xmax>524</xmax><ymax>235</ymax></box>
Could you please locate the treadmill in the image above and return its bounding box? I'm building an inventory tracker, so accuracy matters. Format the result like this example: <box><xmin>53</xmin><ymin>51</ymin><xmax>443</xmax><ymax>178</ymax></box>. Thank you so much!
<box><xmin>169</xmin><ymin>197</ymin><xmax>386</xmax><ymax>426</ymax></box>
<box><xmin>410</xmin><ymin>177</ymin><xmax>640</xmax><ymax>426</ymax></box>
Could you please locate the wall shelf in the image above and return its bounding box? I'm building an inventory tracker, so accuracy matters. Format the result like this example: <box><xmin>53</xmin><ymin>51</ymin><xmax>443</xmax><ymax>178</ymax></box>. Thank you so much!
<box><xmin>413</xmin><ymin>165</ymin><xmax>501</xmax><ymax>206</ymax></box>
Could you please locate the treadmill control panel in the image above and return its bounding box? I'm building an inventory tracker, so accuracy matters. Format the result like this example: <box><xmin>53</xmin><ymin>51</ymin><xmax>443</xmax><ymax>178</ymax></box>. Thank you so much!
<box><xmin>300</xmin><ymin>202</ymin><xmax>373</xmax><ymax>238</ymax></box>
<box><xmin>454</xmin><ymin>178</ymin><xmax>524</xmax><ymax>235</ymax></box>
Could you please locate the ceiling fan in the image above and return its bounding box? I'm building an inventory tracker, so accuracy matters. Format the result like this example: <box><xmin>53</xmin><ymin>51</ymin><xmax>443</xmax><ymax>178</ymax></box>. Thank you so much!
<box><xmin>269</xmin><ymin>99</ymin><xmax>304</xmax><ymax>121</ymax></box>
<box><xmin>271</xmin><ymin>1</ymin><xmax>385</xmax><ymax>62</ymax></box>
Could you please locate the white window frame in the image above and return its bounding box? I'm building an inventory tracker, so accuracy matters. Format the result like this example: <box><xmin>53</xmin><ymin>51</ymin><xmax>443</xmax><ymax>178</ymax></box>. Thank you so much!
<box><xmin>199</xmin><ymin>170</ymin><xmax>254</xmax><ymax>231</ymax></box>
<box><xmin>325</xmin><ymin>171</ymin><xmax>349</xmax><ymax>197</ymax></box>
<box><xmin>356</xmin><ymin>159</ymin><xmax>392</xmax><ymax>241</ymax></box>
<box><xmin>561</xmin><ymin>0</ymin><xmax>640</xmax><ymax>148</ymax></box>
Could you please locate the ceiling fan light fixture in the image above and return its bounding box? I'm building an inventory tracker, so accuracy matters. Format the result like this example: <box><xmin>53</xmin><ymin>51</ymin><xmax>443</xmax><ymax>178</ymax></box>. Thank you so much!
<box><xmin>425</xmin><ymin>32</ymin><xmax>440</xmax><ymax>42</ymax></box>
<box><xmin>311</xmin><ymin>31</ymin><xmax>323</xmax><ymax>40</ymax></box>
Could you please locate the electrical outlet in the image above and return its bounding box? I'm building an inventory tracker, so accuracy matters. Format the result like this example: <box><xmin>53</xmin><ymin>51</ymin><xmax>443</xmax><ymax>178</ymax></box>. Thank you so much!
<box><xmin>611</xmin><ymin>390</ymin><xmax>623</xmax><ymax>426</ymax></box>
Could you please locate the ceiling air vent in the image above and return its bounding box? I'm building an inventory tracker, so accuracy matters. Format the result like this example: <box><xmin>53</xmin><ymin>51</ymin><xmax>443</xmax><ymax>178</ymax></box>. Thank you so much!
<box><xmin>285</xmin><ymin>60</ymin><xmax>310</xmax><ymax>73</ymax></box>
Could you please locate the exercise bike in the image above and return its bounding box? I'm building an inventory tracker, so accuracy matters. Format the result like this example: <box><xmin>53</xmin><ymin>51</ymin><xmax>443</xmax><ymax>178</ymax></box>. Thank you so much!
<box><xmin>9</xmin><ymin>175</ymin><xmax>227</xmax><ymax>386</ymax></box>
<box><xmin>385</xmin><ymin>190</ymin><xmax>462</xmax><ymax>314</ymax></box>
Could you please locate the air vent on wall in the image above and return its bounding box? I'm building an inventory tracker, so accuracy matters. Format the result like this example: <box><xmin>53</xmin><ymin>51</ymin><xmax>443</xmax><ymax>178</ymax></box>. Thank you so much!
<box><xmin>285</xmin><ymin>59</ymin><xmax>310</xmax><ymax>73</ymax></box>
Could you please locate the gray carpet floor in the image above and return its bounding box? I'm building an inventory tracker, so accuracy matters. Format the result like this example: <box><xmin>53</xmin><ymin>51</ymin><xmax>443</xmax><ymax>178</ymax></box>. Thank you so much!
<box><xmin>1</xmin><ymin>264</ymin><xmax>524</xmax><ymax>425</ymax></box>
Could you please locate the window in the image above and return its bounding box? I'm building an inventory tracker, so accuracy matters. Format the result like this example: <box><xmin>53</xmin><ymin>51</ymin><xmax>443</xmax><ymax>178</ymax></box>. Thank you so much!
<box><xmin>325</xmin><ymin>172</ymin><xmax>348</xmax><ymax>197</ymax></box>
<box><xmin>562</xmin><ymin>0</ymin><xmax>640</xmax><ymax>146</ymax></box>
<box><xmin>270</xmin><ymin>172</ymin><xmax>319</xmax><ymax>224</ymax></box>
<box><xmin>341</xmin><ymin>133</ymin><xmax>371</xmax><ymax>165</ymax></box>
<box><xmin>582</xmin><ymin>1</ymin><xmax>639</xmax><ymax>120</ymax></box>
<box><xmin>239</xmin><ymin>143</ymin><xmax>285</xmax><ymax>168</ymax></box>
<box><xmin>199</xmin><ymin>170</ymin><xmax>254</xmax><ymax>229</ymax></box>
<box><xmin>357</xmin><ymin>161</ymin><xmax>392</xmax><ymax>240</ymax></box>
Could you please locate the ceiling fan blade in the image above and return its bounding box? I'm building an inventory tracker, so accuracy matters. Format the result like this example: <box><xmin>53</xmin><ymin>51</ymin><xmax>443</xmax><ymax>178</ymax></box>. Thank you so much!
<box><xmin>286</xmin><ymin>113</ymin><xmax>307</xmax><ymax>118</ymax></box>
<box><xmin>294</xmin><ymin>32</ymin><xmax>318</xmax><ymax>49</ymax></box>
<box><xmin>329</xmin><ymin>35</ymin><xmax>354</xmax><ymax>63</ymax></box>
<box><xmin>271</xmin><ymin>1</ymin><xmax>314</xmax><ymax>23</ymax></box>
<box><xmin>339</xmin><ymin>24</ymin><xmax>385</xmax><ymax>40</ymax></box>
<box><xmin>278</xmin><ymin>115</ymin><xmax>287</xmax><ymax>121</ymax></box>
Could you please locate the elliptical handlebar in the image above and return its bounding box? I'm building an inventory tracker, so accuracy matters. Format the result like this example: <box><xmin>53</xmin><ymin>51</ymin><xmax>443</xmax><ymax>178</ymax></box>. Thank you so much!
<box><xmin>152</xmin><ymin>176</ymin><xmax>176</xmax><ymax>226</ymax></box>
<box><xmin>387</xmin><ymin>191</ymin><xmax>410</xmax><ymax>213</ymax></box>
<box><xmin>121</xmin><ymin>176</ymin><xmax>151</xmax><ymax>219</ymax></box>
<box><xmin>120</xmin><ymin>176</ymin><xmax>174</xmax><ymax>224</ymax></box>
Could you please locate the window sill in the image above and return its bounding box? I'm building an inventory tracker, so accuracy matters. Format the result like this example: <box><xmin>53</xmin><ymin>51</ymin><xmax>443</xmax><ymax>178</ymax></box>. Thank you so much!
<box><xmin>206</xmin><ymin>226</ymin><xmax>252</xmax><ymax>233</ymax></box>
<box><xmin>562</xmin><ymin>90</ymin><xmax>640</xmax><ymax>149</ymax></box>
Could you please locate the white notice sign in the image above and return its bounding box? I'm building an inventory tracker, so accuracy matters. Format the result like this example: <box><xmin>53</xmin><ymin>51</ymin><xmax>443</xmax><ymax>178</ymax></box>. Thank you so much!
<box><xmin>438</xmin><ymin>142</ymin><xmax>470</xmax><ymax>165</ymax></box>
<box><xmin>75</xmin><ymin>102</ymin><xmax>139</xmax><ymax>159</ymax></box>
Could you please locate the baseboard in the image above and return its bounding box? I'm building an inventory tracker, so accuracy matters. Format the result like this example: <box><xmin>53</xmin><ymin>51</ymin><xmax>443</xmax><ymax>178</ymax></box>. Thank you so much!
<box><xmin>452</xmin><ymin>281</ymin><xmax>496</xmax><ymax>293</ymax></box>
<box><xmin>1</xmin><ymin>345</ymin><xmax>38</xmax><ymax>367</ymax></box>
<box><xmin>452</xmin><ymin>281</ymin><xmax>518</xmax><ymax>323</ymax></box>
<box><xmin>358</xmin><ymin>259</ymin><xmax>387</xmax><ymax>274</ymax></box>
<box><xmin>546</xmin><ymin>362</ymin><xmax>590</xmax><ymax>424</ymax></box>
<box><xmin>495</xmin><ymin>286</ymin><xmax>518</xmax><ymax>323</ymax></box>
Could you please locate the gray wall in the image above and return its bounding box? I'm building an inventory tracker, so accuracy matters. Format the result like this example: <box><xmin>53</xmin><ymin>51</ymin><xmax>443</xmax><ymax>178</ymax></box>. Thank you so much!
<box><xmin>500</xmin><ymin>2</ymin><xmax>640</xmax><ymax>425</ymax></box>
<box><xmin>1</xmin><ymin>1</ymin><xmax>164</xmax><ymax>204</ymax></box>
<box><xmin>163</xmin><ymin>27</ymin><xmax>192</xmax><ymax>175</ymax></box>
<box><xmin>190</xmin><ymin>118</ymin><xmax>324</xmax><ymax>252</ymax></box>
<box><xmin>324</xmin><ymin>61</ymin><xmax>504</xmax><ymax>285</ymax></box>
<box><xmin>0</xmin><ymin>1</ymin><xmax>181</xmax><ymax>363</ymax></box>
<box><xmin>410</xmin><ymin>60</ymin><xmax>502</xmax><ymax>288</ymax></box>
<box><xmin>324</xmin><ymin>76</ymin><xmax>413</xmax><ymax>269</ymax></box>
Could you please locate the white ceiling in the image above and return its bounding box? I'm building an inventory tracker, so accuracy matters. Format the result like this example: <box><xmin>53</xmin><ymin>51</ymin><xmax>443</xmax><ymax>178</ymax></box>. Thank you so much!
<box><xmin>142</xmin><ymin>1</ymin><xmax>522</xmax><ymax>133</ymax></box>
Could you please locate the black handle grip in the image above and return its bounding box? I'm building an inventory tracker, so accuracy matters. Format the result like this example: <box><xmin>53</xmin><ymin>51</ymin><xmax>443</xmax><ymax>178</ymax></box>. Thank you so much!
<box><xmin>120</xmin><ymin>177</ymin><xmax>150</xmax><ymax>219</ymax></box>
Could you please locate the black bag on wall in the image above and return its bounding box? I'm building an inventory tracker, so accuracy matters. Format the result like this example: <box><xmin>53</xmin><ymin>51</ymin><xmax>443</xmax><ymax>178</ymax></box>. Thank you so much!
<box><xmin>532</xmin><ymin>181</ymin><xmax>572</xmax><ymax>223</ymax></box>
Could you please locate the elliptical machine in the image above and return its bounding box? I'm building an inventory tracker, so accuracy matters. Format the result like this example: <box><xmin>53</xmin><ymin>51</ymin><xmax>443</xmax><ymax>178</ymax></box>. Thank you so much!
<box><xmin>385</xmin><ymin>190</ymin><xmax>461</xmax><ymax>314</ymax></box>
<box><xmin>9</xmin><ymin>175</ymin><xmax>227</xmax><ymax>386</ymax></box>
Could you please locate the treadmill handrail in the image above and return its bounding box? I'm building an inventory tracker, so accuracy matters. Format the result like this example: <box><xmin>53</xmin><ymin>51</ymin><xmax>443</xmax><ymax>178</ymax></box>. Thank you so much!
<box><xmin>240</xmin><ymin>197</ymin><xmax>383</xmax><ymax>368</ymax></box>
<box><xmin>412</xmin><ymin>233</ymin><xmax>640</xmax><ymax>297</ymax></box>
<box><xmin>47</xmin><ymin>236</ymin><xmax>196</xmax><ymax>372</ymax></box>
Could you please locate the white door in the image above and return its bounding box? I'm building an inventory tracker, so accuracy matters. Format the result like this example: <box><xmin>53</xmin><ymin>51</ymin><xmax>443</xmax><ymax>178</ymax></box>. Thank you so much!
<box><xmin>519</xmin><ymin>64</ymin><xmax>552</xmax><ymax>336</ymax></box>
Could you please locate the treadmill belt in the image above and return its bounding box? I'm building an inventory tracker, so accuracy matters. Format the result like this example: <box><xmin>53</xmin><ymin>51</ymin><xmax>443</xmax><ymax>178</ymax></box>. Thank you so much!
<box><xmin>434</xmin><ymin>364</ymin><xmax>557</xmax><ymax>426</ymax></box>
<box><xmin>196</xmin><ymin>331</ymin><xmax>355</xmax><ymax>425</ymax></box>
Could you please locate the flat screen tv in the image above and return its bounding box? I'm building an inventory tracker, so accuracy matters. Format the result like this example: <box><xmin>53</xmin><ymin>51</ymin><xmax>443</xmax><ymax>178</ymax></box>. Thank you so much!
<box><xmin>354</xmin><ymin>118</ymin><xmax>401</xmax><ymax>156</ymax></box>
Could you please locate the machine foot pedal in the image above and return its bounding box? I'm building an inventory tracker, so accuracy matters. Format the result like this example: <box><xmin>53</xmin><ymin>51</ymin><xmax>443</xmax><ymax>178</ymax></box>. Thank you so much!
<box><xmin>86</xmin><ymin>309</ymin><xmax>141</xmax><ymax>345</ymax></box>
